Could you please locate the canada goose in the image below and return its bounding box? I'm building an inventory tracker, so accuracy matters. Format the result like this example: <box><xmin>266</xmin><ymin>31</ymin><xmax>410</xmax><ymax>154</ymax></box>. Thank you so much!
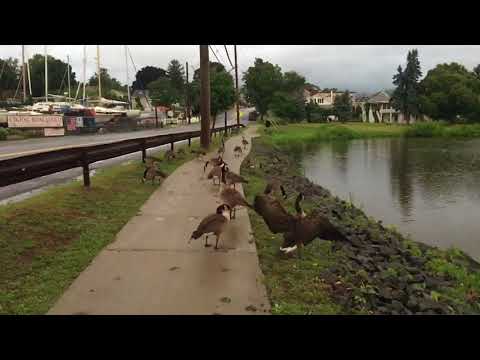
<box><xmin>253</xmin><ymin>184</ymin><xmax>297</xmax><ymax>234</ymax></box>
<box><xmin>218</xmin><ymin>137</ymin><xmax>225</xmax><ymax>156</ymax></box>
<box><xmin>164</xmin><ymin>149</ymin><xmax>176</xmax><ymax>161</ymax></box>
<box><xmin>142</xmin><ymin>162</ymin><xmax>168</xmax><ymax>184</ymax></box>
<box><xmin>265</xmin><ymin>180</ymin><xmax>288</xmax><ymax>200</ymax></box>
<box><xmin>207</xmin><ymin>163</ymin><xmax>226</xmax><ymax>185</ymax></box>
<box><xmin>220</xmin><ymin>186</ymin><xmax>253</xmax><ymax>219</ymax></box>
<box><xmin>222</xmin><ymin>166</ymin><xmax>248</xmax><ymax>189</ymax></box>
<box><xmin>242</xmin><ymin>136</ymin><xmax>249</xmax><ymax>150</ymax></box>
<box><xmin>204</xmin><ymin>155</ymin><xmax>224</xmax><ymax>173</ymax></box>
<box><xmin>189</xmin><ymin>204</ymin><xmax>231</xmax><ymax>249</ymax></box>
<box><xmin>234</xmin><ymin>146</ymin><xmax>243</xmax><ymax>157</ymax></box>
<box><xmin>280</xmin><ymin>193</ymin><xmax>347</xmax><ymax>257</ymax></box>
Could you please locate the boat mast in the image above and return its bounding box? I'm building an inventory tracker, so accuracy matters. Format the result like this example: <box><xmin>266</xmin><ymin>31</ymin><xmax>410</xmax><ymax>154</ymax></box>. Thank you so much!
<box><xmin>125</xmin><ymin>45</ymin><xmax>131</xmax><ymax>109</ymax></box>
<box><xmin>97</xmin><ymin>45</ymin><xmax>101</xmax><ymax>99</ymax></box>
<box><xmin>82</xmin><ymin>45</ymin><xmax>86</xmax><ymax>104</ymax></box>
<box><xmin>22</xmin><ymin>45</ymin><xmax>26</xmax><ymax>102</ymax></box>
<box><xmin>44</xmin><ymin>45</ymin><xmax>48</xmax><ymax>102</ymax></box>
<box><xmin>27</xmin><ymin>55</ymin><xmax>32</xmax><ymax>96</ymax></box>
<box><xmin>67</xmin><ymin>55</ymin><xmax>71</xmax><ymax>100</ymax></box>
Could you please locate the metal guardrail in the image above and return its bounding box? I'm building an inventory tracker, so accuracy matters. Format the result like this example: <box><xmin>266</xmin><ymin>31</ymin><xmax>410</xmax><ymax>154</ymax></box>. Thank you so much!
<box><xmin>0</xmin><ymin>124</ymin><xmax>243</xmax><ymax>188</ymax></box>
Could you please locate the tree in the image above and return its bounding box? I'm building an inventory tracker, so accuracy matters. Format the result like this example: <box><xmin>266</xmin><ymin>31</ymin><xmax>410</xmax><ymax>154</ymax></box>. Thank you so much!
<box><xmin>473</xmin><ymin>64</ymin><xmax>480</xmax><ymax>79</ymax></box>
<box><xmin>270</xmin><ymin>91</ymin><xmax>305</xmax><ymax>122</ymax></box>
<box><xmin>419</xmin><ymin>62</ymin><xmax>480</xmax><ymax>122</ymax></box>
<box><xmin>0</xmin><ymin>57</ymin><xmax>19</xmax><ymax>99</ymax></box>
<box><xmin>391</xmin><ymin>49</ymin><xmax>423</xmax><ymax>124</ymax></box>
<box><xmin>193</xmin><ymin>62</ymin><xmax>225</xmax><ymax>82</ymax></box>
<box><xmin>29</xmin><ymin>54</ymin><xmax>77</xmax><ymax>98</ymax></box>
<box><xmin>148</xmin><ymin>77</ymin><xmax>181</xmax><ymax>106</ymax></box>
<box><xmin>88</xmin><ymin>68</ymin><xmax>124</xmax><ymax>98</ymax></box>
<box><xmin>209</xmin><ymin>70</ymin><xmax>236</xmax><ymax>130</ymax></box>
<box><xmin>167</xmin><ymin>59</ymin><xmax>185</xmax><ymax>93</ymax></box>
<box><xmin>333</xmin><ymin>91</ymin><xmax>353</xmax><ymax>122</ymax></box>
<box><xmin>270</xmin><ymin>71</ymin><xmax>306</xmax><ymax>122</ymax></box>
<box><xmin>242</xmin><ymin>58</ymin><xmax>283</xmax><ymax>121</ymax></box>
<box><xmin>132</xmin><ymin>66</ymin><xmax>167</xmax><ymax>90</ymax></box>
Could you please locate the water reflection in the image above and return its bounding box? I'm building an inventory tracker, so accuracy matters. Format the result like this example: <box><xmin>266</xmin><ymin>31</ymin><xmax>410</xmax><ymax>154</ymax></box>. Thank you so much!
<box><xmin>303</xmin><ymin>137</ymin><xmax>480</xmax><ymax>260</ymax></box>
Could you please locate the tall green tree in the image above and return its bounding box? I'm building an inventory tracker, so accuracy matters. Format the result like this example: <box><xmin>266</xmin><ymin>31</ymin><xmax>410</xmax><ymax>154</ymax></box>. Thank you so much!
<box><xmin>148</xmin><ymin>77</ymin><xmax>181</xmax><ymax>107</ymax></box>
<box><xmin>132</xmin><ymin>66</ymin><xmax>167</xmax><ymax>90</ymax></box>
<box><xmin>391</xmin><ymin>49</ymin><xmax>423</xmax><ymax>124</ymax></box>
<box><xmin>29</xmin><ymin>54</ymin><xmax>77</xmax><ymax>98</ymax></box>
<box><xmin>189</xmin><ymin>65</ymin><xmax>235</xmax><ymax>127</ymax></box>
<box><xmin>270</xmin><ymin>71</ymin><xmax>306</xmax><ymax>122</ymax></box>
<box><xmin>242</xmin><ymin>58</ymin><xmax>283</xmax><ymax>121</ymax></box>
<box><xmin>210</xmin><ymin>70</ymin><xmax>236</xmax><ymax>129</ymax></box>
<box><xmin>473</xmin><ymin>64</ymin><xmax>480</xmax><ymax>79</ymax></box>
<box><xmin>0</xmin><ymin>57</ymin><xmax>19</xmax><ymax>99</ymax></box>
<box><xmin>419</xmin><ymin>62</ymin><xmax>480</xmax><ymax>122</ymax></box>
<box><xmin>167</xmin><ymin>59</ymin><xmax>185</xmax><ymax>93</ymax></box>
<box><xmin>88</xmin><ymin>68</ymin><xmax>124</xmax><ymax>98</ymax></box>
<box><xmin>333</xmin><ymin>91</ymin><xmax>353</xmax><ymax>122</ymax></box>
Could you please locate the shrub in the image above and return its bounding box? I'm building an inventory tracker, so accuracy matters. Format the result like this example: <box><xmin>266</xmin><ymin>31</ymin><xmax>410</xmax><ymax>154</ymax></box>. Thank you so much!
<box><xmin>0</xmin><ymin>127</ymin><xmax>8</xmax><ymax>140</ymax></box>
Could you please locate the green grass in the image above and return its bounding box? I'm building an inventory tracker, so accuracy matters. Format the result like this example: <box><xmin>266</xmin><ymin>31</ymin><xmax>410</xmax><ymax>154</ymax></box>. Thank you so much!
<box><xmin>242</xmin><ymin>143</ymin><xmax>349</xmax><ymax>315</ymax></box>
<box><xmin>0</xmin><ymin>137</ymin><xmax>222</xmax><ymax>314</ymax></box>
<box><xmin>262</xmin><ymin>122</ymin><xmax>480</xmax><ymax>151</ymax></box>
<box><xmin>242</xmin><ymin>134</ymin><xmax>480</xmax><ymax>315</ymax></box>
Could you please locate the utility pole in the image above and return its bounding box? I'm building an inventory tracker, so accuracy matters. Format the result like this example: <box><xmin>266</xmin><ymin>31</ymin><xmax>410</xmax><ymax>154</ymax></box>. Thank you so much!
<box><xmin>125</xmin><ymin>45</ymin><xmax>131</xmax><ymax>109</ymax></box>
<box><xmin>234</xmin><ymin>45</ymin><xmax>240</xmax><ymax>126</ymax></box>
<box><xmin>67</xmin><ymin>55</ymin><xmax>71</xmax><ymax>100</ymax></box>
<box><xmin>97</xmin><ymin>45</ymin><xmax>102</xmax><ymax>99</ymax></box>
<box><xmin>199</xmin><ymin>45</ymin><xmax>211</xmax><ymax>149</ymax></box>
<box><xmin>83</xmin><ymin>45</ymin><xmax>86</xmax><ymax>104</ymax></box>
<box><xmin>186</xmin><ymin>61</ymin><xmax>191</xmax><ymax>125</ymax></box>
<box><xmin>44</xmin><ymin>45</ymin><xmax>48</xmax><ymax>102</ymax></box>
<box><xmin>22</xmin><ymin>45</ymin><xmax>26</xmax><ymax>102</ymax></box>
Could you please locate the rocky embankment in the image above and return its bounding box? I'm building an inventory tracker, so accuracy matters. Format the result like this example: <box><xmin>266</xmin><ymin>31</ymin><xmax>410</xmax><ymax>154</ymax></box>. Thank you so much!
<box><xmin>242</xmin><ymin>138</ymin><xmax>480</xmax><ymax>315</ymax></box>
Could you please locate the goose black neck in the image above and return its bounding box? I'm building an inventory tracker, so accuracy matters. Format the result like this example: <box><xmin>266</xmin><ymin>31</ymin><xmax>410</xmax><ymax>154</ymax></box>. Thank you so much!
<box><xmin>295</xmin><ymin>193</ymin><xmax>304</xmax><ymax>215</ymax></box>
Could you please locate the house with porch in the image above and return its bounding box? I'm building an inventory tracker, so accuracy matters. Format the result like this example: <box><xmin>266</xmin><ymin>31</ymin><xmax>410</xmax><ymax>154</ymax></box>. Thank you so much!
<box><xmin>360</xmin><ymin>90</ymin><xmax>429</xmax><ymax>124</ymax></box>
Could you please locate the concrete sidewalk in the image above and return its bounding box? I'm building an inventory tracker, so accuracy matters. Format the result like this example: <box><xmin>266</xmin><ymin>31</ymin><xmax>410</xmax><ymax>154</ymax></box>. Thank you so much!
<box><xmin>48</xmin><ymin>125</ymin><xmax>270</xmax><ymax>315</ymax></box>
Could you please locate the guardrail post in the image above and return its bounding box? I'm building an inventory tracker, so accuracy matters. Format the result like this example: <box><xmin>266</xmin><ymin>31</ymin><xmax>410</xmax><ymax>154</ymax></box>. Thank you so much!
<box><xmin>82</xmin><ymin>153</ymin><xmax>90</xmax><ymax>187</ymax></box>
<box><xmin>170</xmin><ymin>142</ymin><xmax>174</xmax><ymax>151</ymax></box>
<box><xmin>142</xmin><ymin>140</ymin><xmax>147</xmax><ymax>163</ymax></box>
<box><xmin>188</xmin><ymin>137</ymin><xmax>191</xmax><ymax>147</ymax></box>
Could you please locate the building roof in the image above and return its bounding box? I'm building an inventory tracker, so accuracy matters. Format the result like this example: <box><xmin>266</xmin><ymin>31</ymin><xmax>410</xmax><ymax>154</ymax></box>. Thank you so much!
<box><xmin>367</xmin><ymin>90</ymin><xmax>391</xmax><ymax>103</ymax></box>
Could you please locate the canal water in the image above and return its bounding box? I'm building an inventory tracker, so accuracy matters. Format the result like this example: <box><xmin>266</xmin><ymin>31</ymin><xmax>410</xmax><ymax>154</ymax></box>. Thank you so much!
<box><xmin>303</xmin><ymin>137</ymin><xmax>480</xmax><ymax>260</ymax></box>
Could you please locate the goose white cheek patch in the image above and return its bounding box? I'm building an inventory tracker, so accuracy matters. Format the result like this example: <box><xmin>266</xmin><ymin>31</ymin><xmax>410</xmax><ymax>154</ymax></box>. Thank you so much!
<box><xmin>280</xmin><ymin>245</ymin><xmax>297</xmax><ymax>254</ymax></box>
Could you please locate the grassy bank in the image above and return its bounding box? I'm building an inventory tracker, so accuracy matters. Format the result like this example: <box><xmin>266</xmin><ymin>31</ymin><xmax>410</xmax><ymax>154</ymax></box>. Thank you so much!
<box><xmin>241</xmin><ymin>135</ymin><xmax>480</xmax><ymax>315</ymax></box>
<box><xmin>264</xmin><ymin>122</ymin><xmax>480</xmax><ymax>150</ymax></box>
<box><xmin>0</xmin><ymin>137</ymin><xmax>222</xmax><ymax>314</ymax></box>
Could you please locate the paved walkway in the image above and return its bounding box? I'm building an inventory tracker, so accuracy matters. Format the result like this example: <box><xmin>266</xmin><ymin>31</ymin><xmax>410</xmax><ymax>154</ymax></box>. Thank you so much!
<box><xmin>48</xmin><ymin>125</ymin><xmax>270</xmax><ymax>315</ymax></box>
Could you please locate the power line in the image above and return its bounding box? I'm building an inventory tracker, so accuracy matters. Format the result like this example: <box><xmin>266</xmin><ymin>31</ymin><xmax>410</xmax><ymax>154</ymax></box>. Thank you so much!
<box><xmin>209</xmin><ymin>45</ymin><xmax>225</xmax><ymax>67</ymax></box>
<box><xmin>223</xmin><ymin>45</ymin><xmax>234</xmax><ymax>69</ymax></box>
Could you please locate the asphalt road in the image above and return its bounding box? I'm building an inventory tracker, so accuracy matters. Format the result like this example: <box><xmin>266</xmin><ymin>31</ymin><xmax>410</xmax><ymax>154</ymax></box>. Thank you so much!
<box><xmin>0</xmin><ymin>108</ymin><xmax>253</xmax><ymax>204</ymax></box>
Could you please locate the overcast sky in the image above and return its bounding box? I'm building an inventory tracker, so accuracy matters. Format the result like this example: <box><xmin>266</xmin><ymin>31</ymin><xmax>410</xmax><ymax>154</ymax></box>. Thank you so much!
<box><xmin>1</xmin><ymin>45</ymin><xmax>479</xmax><ymax>94</ymax></box>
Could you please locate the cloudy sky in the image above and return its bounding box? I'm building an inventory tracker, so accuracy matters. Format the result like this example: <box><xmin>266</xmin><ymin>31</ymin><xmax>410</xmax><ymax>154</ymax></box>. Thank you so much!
<box><xmin>1</xmin><ymin>45</ymin><xmax>479</xmax><ymax>94</ymax></box>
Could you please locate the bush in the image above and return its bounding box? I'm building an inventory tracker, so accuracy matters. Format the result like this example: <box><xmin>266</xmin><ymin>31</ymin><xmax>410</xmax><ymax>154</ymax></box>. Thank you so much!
<box><xmin>0</xmin><ymin>127</ymin><xmax>8</xmax><ymax>141</ymax></box>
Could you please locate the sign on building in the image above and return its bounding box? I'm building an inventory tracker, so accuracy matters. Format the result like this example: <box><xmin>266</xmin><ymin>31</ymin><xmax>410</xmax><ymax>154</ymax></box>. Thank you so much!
<box><xmin>44</xmin><ymin>128</ymin><xmax>65</xmax><ymax>137</ymax></box>
<box><xmin>8</xmin><ymin>115</ymin><xmax>64</xmax><ymax>128</ymax></box>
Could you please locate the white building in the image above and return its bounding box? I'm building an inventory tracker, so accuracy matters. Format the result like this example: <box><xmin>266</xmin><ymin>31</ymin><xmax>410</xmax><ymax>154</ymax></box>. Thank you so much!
<box><xmin>305</xmin><ymin>89</ymin><xmax>356</xmax><ymax>107</ymax></box>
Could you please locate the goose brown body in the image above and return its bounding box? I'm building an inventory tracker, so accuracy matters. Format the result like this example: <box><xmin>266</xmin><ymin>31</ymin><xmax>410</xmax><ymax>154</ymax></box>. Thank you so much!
<box><xmin>253</xmin><ymin>188</ymin><xmax>296</xmax><ymax>234</ymax></box>
<box><xmin>220</xmin><ymin>187</ymin><xmax>253</xmax><ymax>219</ymax></box>
<box><xmin>190</xmin><ymin>204</ymin><xmax>231</xmax><ymax>249</ymax></box>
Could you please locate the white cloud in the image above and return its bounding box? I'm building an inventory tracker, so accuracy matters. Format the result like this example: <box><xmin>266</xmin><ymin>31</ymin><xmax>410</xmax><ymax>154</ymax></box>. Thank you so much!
<box><xmin>1</xmin><ymin>45</ymin><xmax>479</xmax><ymax>93</ymax></box>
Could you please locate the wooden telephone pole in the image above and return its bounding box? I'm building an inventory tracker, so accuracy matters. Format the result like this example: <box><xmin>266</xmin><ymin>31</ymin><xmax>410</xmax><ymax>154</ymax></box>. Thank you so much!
<box><xmin>186</xmin><ymin>61</ymin><xmax>191</xmax><ymax>125</ymax></box>
<box><xmin>199</xmin><ymin>45</ymin><xmax>211</xmax><ymax>149</ymax></box>
<box><xmin>234</xmin><ymin>45</ymin><xmax>240</xmax><ymax>126</ymax></box>
<box><xmin>22</xmin><ymin>45</ymin><xmax>26</xmax><ymax>102</ymax></box>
